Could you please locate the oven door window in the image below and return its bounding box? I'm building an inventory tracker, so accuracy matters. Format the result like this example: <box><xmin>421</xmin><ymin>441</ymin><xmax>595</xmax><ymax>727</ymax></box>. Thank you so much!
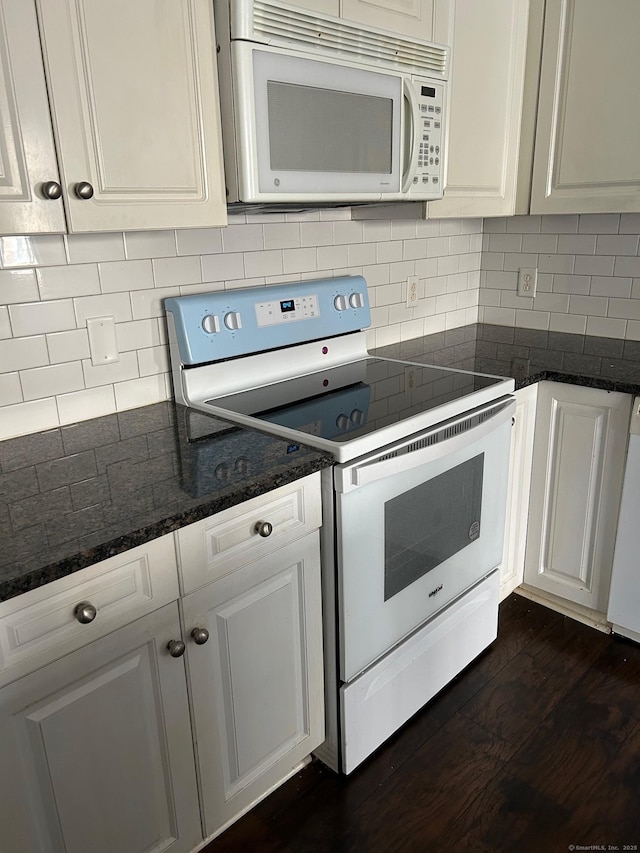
<box><xmin>384</xmin><ymin>454</ymin><xmax>484</xmax><ymax>600</ymax></box>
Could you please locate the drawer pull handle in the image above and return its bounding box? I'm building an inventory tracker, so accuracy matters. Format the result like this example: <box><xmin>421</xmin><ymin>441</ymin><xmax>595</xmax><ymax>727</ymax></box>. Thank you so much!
<box><xmin>255</xmin><ymin>521</ymin><xmax>273</xmax><ymax>538</ymax></box>
<box><xmin>167</xmin><ymin>639</ymin><xmax>186</xmax><ymax>658</ymax></box>
<box><xmin>74</xmin><ymin>602</ymin><xmax>97</xmax><ymax>624</ymax></box>
<box><xmin>191</xmin><ymin>627</ymin><xmax>210</xmax><ymax>645</ymax></box>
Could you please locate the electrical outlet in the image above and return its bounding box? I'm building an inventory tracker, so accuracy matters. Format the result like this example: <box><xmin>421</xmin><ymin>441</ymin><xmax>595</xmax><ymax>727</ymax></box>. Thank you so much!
<box><xmin>517</xmin><ymin>267</ymin><xmax>538</xmax><ymax>297</ymax></box>
<box><xmin>406</xmin><ymin>275</ymin><xmax>419</xmax><ymax>307</ymax></box>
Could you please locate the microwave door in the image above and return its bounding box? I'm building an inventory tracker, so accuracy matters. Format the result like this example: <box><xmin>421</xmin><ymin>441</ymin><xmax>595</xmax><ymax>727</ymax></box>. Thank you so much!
<box><xmin>232</xmin><ymin>43</ymin><xmax>402</xmax><ymax>203</ymax></box>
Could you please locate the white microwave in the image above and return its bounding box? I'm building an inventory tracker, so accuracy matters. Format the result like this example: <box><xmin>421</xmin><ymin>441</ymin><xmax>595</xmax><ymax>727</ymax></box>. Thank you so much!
<box><xmin>213</xmin><ymin>0</ymin><xmax>449</xmax><ymax>204</ymax></box>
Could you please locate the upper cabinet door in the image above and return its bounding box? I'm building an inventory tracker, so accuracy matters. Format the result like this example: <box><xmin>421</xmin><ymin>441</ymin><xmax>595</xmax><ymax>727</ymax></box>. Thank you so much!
<box><xmin>35</xmin><ymin>0</ymin><xmax>227</xmax><ymax>232</ymax></box>
<box><xmin>426</xmin><ymin>0</ymin><xmax>532</xmax><ymax>219</ymax></box>
<box><xmin>340</xmin><ymin>0</ymin><xmax>450</xmax><ymax>42</ymax></box>
<box><xmin>531</xmin><ymin>0</ymin><xmax>640</xmax><ymax>214</ymax></box>
<box><xmin>0</xmin><ymin>0</ymin><xmax>65</xmax><ymax>235</ymax></box>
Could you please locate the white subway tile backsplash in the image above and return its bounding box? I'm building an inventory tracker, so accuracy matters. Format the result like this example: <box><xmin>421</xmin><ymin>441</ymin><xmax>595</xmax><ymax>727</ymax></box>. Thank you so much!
<box><xmin>516</xmin><ymin>309</ymin><xmax>550</xmax><ymax>330</ymax></box>
<box><xmin>152</xmin><ymin>255</ymin><xmax>201</xmax><ymax>288</ymax></box>
<box><xmin>362</xmin><ymin>220</ymin><xmax>392</xmax><ymax>242</ymax></box>
<box><xmin>574</xmin><ymin>255</ymin><xmax>615</xmax><ymax>276</ymax></box>
<box><xmin>130</xmin><ymin>286</ymin><xmax>181</xmax><ymax>320</ymax></box>
<box><xmin>426</xmin><ymin>236</ymin><xmax>450</xmax><ymax>258</ymax></box>
<box><xmin>539</xmin><ymin>254</ymin><xmax>575</xmax><ymax>274</ymax></box>
<box><xmin>503</xmin><ymin>253</ymin><xmax>538</xmax><ymax>271</ymax></box>
<box><xmin>46</xmin><ymin>329</ymin><xmax>91</xmax><ymax>364</ymax></box>
<box><xmin>437</xmin><ymin>254</ymin><xmax>460</xmax><ymax>277</ymax></box>
<box><xmin>114</xmin><ymin>374</ymin><xmax>168</xmax><ymax>412</ymax></box>
<box><xmin>348</xmin><ymin>242</ymin><xmax>376</xmax><ymax>267</ymax></box>
<box><xmin>244</xmin><ymin>249</ymin><xmax>284</xmax><ymax>279</ymax></box>
<box><xmin>596</xmin><ymin>234</ymin><xmax>639</xmax><ymax>256</ymax></box>
<box><xmin>578</xmin><ymin>214</ymin><xmax>620</xmax><ymax>234</ymax></box>
<box><xmin>542</xmin><ymin>214</ymin><xmax>578</xmax><ymax>233</ymax></box>
<box><xmin>21</xmin><ymin>361</ymin><xmax>84</xmax><ymax>402</ymax></box>
<box><xmin>57</xmin><ymin>385</ymin><xmax>117</xmax><ymax>426</ymax></box>
<box><xmin>0</xmin><ymin>235</ymin><xmax>67</xmax><ymax>268</ymax></box>
<box><xmin>534</xmin><ymin>292</ymin><xmax>570</xmax><ymax>313</ymax></box>
<box><xmin>549</xmin><ymin>313</ymin><xmax>586</xmax><ymax>335</ymax></box>
<box><xmin>557</xmin><ymin>234</ymin><xmax>597</xmax><ymax>255</ymax></box>
<box><xmin>124</xmin><ymin>230</ymin><xmax>176</xmax><ymax>259</ymax></box>
<box><xmin>98</xmin><ymin>259</ymin><xmax>154</xmax><ymax>293</ymax></box>
<box><xmin>282</xmin><ymin>248</ymin><xmax>317</xmax><ymax>275</ymax></box>
<box><xmin>0</xmin><ymin>372</ymin><xmax>21</xmax><ymax>406</ymax></box>
<box><xmin>201</xmin><ymin>251</ymin><xmax>245</xmax><ymax>282</ymax></box>
<box><xmin>551</xmin><ymin>274</ymin><xmax>590</xmax><ymax>295</ymax></box>
<box><xmin>620</xmin><ymin>214</ymin><xmax>640</xmax><ymax>234</ymax></box>
<box><xmin>300</xmin><ymin>221</ymin><xmax>333</xmax><ymax>248</ymax></box>
<box><xmin>262</xmin><ymin>223</ymin><xmax>301</xmax><ymax>250</ymax></box>
<box><xmin>506</xmin><ymin>215</ymin><xmax>541</xmax><ymax>233</ymax></box>
<box><xmin>613</xmin><ymin>256</ymin><xmax>640</xmax><ymax>278</ymax></box>
<box><xmin>589</xmin><ymin>276</ymin><xmax>632</xmax><ymax>298</ymax></box>
<box><xmin>37</xmin><ymin>264</ymin><xmax>101</xmax><ymax>300</ymax></box>
<box><xmin>176</xmin><ymin>228</ymin><xmax>223</xmax><ymax>256</ymax></box>
<box><xmin>586</xmin><ymin>316</ymin><xmax>627</xmax><ymax>338</ymax></box>
<box><xmin>482</xmin><ymin>218</ymin><xmax>507</xmax><ymax>234</ymax></box>
<box><xmin>9</xmin><ymin>300</ymin><xmax>76</xmax><ymax>336</ymax></box>
<box><xmin>115</xmin><ymin>319</ymin><xmax>161</xmax><ymax>352</ymax></box>
<box><xmin>403</xmin><ymin>239</ymin><xmax>428</xmax><ymax>261</ymax></box>
<box><xmin>376</xmin><ymin>241</ymin><xmax>403</xmax><ymax>263</ymax></box>
<box><xmin>0</xmin><ymin>398</ymin><xmax>59</xmax><ymax>440</ymax></box>
<box><xmin>568</xmin><ymin>295</ymin><xmax>608</xmax><ymax>317</ymax></box>
<box><xmin>483</xmin><ymin>306</ymin><xmax>516</xmax><ymax>325</ymax></box>
<box><xmin>627</xmin><ymin>320</ymin><xmax>640</xmax><ymax>340</ymax></box>
<box><xmin>65</xmin><ymin>233</ymin><xmax>125</xmax><ymax>264</ymax></box>
<box><xmin>137</xmin><ymin>345</ymin><xmax>169</xmax><ymax>377</ymax></box>
<box><xmin>633</xmin><ymin>279</ymin><xmax>640</xmax><ymax>299</ymax></box>
<box><xmin>362</xmin><ymin>263</ymin><xmax>390</xmax><ymax>286</ymax></box>
<box><xmin>222</xmin><ymin>224</ymin><xmax>264</xmax><ymax>253</ymax></box>
<box><xmin>522</xmin><ymin>233</ymin><xmax>559</xmax><ymax>254</ymax></box>
<box><xmin>82</xmin><ymin>350</ymin><xmax>138</xmax><ymax>389</ymax></box>
<box><xmin>0</xmin><ymin>307</ymin><xmax>11</xmax><ymax>339</ymax></box>
<box><xmin>488</xmin><ymin>234</ymin><xmax>523</xmax><ymax>253</ymax></box>
<box><xmin>0</xmin><ymin>269</ymin><xmax>39</xmax><ymax>303</ymax></box>
<box><xmin>74</xmin><ymin>292</ymin><xmax>132</xmax><ymax>326</ymax></box>
<box><xmin>0</xmin><ymin>336</ymin><xmax>49</xmax><ymax>372</ymax></box>
<box><xmin>608</xmin><ymin>298</ymin><xmax>640</xmax><ymax>321</ymax></box>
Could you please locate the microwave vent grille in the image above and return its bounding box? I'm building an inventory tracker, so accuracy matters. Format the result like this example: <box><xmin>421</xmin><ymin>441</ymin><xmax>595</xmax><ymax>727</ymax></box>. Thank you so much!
<box><xmin>252</xmin><ymin>2</ymin><xmax>448</xmax><ymax>78</ymax></box>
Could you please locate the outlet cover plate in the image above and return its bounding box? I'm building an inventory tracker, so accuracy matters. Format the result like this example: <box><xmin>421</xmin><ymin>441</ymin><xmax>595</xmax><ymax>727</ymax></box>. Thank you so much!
<box><xmin>517</xmin><ymin>267</ymin><xmax>537</xmax><ymax>297</ymax></box>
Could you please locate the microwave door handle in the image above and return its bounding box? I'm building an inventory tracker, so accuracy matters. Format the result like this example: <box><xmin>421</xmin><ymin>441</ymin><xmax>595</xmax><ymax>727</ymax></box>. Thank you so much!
<box><xmin>337</xmin><ymin>399</ymin><xmax>516</xmax><ymax>493</ymax></box>
<box><xmin>401</xmin><ymin>79</ymin><xmax>419</xmax><ymax>194</ymax></box>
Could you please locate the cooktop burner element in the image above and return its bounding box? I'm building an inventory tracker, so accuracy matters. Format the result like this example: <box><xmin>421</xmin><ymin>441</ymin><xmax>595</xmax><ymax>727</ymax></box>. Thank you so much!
<box><xmin>165</xmin><ymin>276</ymin><xmax>513</xmax><ymax>461</ymax></box>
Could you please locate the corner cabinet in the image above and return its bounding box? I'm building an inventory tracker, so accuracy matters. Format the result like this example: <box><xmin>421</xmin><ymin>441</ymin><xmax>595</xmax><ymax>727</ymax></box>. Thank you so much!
<box><xmin>0</xmin><ymin>0</ymin><xmax>227</xmax><ymax>235</ymax></box>
<box><xmin>522</xmin><ymin>382</ymin><xmax>632</xmax><ymax>617</ymax></box>
<box><xmin>530</xmin><ymin>0</ymin><xmax>640</xmax><ymax>214</ymax></box>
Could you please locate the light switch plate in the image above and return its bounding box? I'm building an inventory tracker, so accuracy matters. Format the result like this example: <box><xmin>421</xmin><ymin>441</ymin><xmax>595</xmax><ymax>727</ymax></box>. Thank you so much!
<box><xmin>87</xmin><ymin>316</ymin><xmax>119</xmax><ymax>366</ymax></box>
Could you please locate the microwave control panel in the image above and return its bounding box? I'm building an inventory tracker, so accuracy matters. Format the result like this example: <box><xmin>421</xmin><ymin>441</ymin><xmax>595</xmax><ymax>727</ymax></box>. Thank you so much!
<box><xmin>408</xmin><ymin>78</ymin><xmax>446</xmax><ymax>199</ymax></box>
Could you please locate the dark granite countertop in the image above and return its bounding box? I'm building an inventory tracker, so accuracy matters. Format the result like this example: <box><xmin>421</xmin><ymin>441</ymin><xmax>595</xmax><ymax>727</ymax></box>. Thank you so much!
<box><xmin>0</xmin><ymin>402</ymin><xmax>333</xmax><ymax>604</ymax></box>
<box><xmin>373</xmin><ymin>324</ymin><xmax>640</xmax><ymax>396</ymax></box>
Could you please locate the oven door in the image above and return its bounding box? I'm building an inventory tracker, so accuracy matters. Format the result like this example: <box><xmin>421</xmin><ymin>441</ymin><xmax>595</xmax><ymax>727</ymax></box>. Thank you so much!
<box><xmin>334</xmin><ymin>397</ymin><xmax>515</xmax><ymax>682</ymax></box>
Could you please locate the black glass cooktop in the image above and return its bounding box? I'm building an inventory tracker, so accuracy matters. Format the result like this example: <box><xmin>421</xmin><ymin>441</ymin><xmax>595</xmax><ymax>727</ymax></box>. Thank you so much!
<box><xmin>207</xmin><ymin>358</ymin><xmax>506</xmax><ymax>444</ymax></box>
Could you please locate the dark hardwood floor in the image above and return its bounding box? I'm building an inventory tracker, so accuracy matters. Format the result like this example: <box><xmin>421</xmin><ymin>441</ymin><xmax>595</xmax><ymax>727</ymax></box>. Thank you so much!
<box><xmin>202</xmin><ymin>594</ymin><xmax>640</xmax><ymax>853</ymax></box>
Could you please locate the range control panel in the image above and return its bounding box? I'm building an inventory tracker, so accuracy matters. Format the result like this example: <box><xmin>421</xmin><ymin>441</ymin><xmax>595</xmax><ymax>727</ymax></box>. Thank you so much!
<box><xmin>165</xmin><ymin>276</ymin><xmax>371</xmax><ymax>365</ymax></box>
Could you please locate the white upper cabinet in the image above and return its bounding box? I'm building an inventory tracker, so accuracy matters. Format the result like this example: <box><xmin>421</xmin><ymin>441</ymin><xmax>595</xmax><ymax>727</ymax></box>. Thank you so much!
<box><xmin>530</xmin><ymin>0</ymin><xmax>640</xmax><ymax>214</ymax></box>
<box><xmin>427</xmin><ymin>0</ymin><xmax>533</xmax><ymax>218</ymax></box>
<box><xmin>0</xmin><ymin>0</ymin><xmax>65</xmax><ymax>235</ymax></box>
<box><xmin>341</xmin><ymin>0</ymin><xmax>450</xmax><ymax>42</ymax></box>
<box><xmin>35</xmin><ymin>0</ymin><xmax>227</xmax><ymax>232</ymax></box>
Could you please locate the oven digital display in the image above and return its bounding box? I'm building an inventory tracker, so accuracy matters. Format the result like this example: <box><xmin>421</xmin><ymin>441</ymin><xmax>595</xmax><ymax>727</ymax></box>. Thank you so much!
<box><xmin>280</xmin><ymin>300</ymin><xmax>295</xmax><ymax>313</ymax></box>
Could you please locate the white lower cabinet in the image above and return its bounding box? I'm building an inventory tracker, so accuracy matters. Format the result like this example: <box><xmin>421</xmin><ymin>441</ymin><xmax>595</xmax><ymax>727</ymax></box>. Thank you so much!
<box><xmin>523</xmin><ymin>382</ymin><xmax>632</xmax><ymax>615</ymax></box>
<box><xmin>499</xmin><ymin>383</ymin><xmax>538</xmax><ymax>600</ymax></box>
<box><xmin>182</xmin><ymin>530</ymin><xmax>325</xmax><ymax>839</ymax></box>
<box><xmin>0</xmin><ymin>602</ymin><xmax>201</xmax><ymax>853</ymax></box>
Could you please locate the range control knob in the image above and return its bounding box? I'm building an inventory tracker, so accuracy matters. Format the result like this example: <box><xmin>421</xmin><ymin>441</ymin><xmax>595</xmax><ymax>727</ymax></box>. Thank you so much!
<box><xmin>350</xmin><ymin>408</ymin><xmax>365</xmax><ymax>425</ymax></box>
<box><xmin>215</xmin><ymin>462</ymin><xmax>230</xmax><ymax>482</ymax></box>
<box><xmin>349</xmin><ymin>292</ymin><xmax>364</xmax><ymax>309</ymax></box>
<box><xmin>224</xmin><ymin>311</ymin><xmax>242</xmax><ymax>330</ymax></box>
<box><xmin>336</xmin><ymin>414</ymin><xmax>350</xmax><ymax>431</ymax></box>
<box><xmin>333</xmin><ymin>295</ymin><xmax>347</xmax><ymax>311</ymax></box>
<box><xmin>201</xmin><ymin>314</ymin><xmax>220</xmax><ymax>334</ymax></box>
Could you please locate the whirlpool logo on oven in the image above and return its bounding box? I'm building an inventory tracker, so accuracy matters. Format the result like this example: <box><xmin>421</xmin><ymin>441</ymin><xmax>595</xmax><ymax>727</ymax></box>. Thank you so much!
<box><xmin>428</xmin><ymin>584</ymin><xmax>443</xmax><ymax>598</ymax></box>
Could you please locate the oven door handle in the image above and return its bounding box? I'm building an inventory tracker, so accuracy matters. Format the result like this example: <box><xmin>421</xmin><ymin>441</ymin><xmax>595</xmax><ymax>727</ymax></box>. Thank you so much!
<box><xmin>337</xmin><ymin>397</ymin><xmax>516</xmax><ymax>493</ymax></box>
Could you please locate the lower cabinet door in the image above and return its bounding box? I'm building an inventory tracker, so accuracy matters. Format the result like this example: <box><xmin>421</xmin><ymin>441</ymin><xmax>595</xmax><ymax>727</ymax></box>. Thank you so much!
<box><xmin>0</xmin><ymin>603</ymin><xmax>201</xmax><ymax>853</ymax></box>
<box><xmin>183</xmin><ymin>531</ymin><xmax>325</xmax><ymax>839</ymax></box>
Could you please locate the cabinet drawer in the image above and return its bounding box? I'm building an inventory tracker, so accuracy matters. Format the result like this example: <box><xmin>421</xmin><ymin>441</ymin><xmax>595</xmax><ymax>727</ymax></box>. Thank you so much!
<box><xmin>176</xmin><ymin>472</ymin><xmax>322</xmax><ymax>594</ymax></box>
<box><xmin>0</xmin><ymin>534</ymin><xmax>179</xmax><ymax>686</ymax></box>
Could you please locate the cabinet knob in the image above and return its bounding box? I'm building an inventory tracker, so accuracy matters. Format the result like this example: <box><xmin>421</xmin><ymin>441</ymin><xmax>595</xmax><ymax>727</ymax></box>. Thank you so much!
<box><xmin>42</xmin><ymin>180</ymin><xmax>62</xmax><ymax>200</ymax></box>
<box><xmin>255</xmin><ymin>520</ymin><xmax>273</xmax><ymax>538</ymax></box>
<box><xmin>74</xmin><ymin>181</ymin><xmax>94</xmax><ymax>200</ymax></box>
<box><xmin>166</xmin><ymin>639</ymin><xmax>186</xmax><ymax>658</ymax></box>
<box><xmin>191</xmin><ymin>627</ymin><xmax>210</xmax><ymax>645</ymax></box>
<box><xmin>74</xmin><ymin>601</ymin><xmax>97</xmax><ymax>624</ymax></box>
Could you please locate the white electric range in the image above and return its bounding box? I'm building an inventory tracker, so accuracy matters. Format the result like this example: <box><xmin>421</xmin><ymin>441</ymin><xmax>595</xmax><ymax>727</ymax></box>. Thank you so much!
<box><xmin>166</xmin><ymin>276</ymin><xmax>515</xmax><ymax>773</ymax></box>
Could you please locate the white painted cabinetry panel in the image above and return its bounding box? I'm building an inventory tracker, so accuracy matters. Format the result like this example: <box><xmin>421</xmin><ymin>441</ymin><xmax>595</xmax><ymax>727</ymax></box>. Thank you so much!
<box><xmin>499</xmin><ymin>383</ymin><xmax>538</xmax><ymax>601</ymax></box>
<box><xmin>341</xmin><ymin>0</ymin><xmax>449</xmax><ymax>42</ymax></box>
<box><xmin>427</xmin><ymin>0</ymin><xmax>532</xmax><ymax>218</ymax></box>
<box><xmin>182</xmin><ymin>530</ymin><xmax>324</xmax><ymax>839</ymax></box>
<box><xmin>0</xmin><ymin>0</ymin><xmax>65</xmax><ymax>234</ymax></box>
<box><xmin>531</xmin><ymin>0</ymin><xmax>640</xmax><ymax>214</ymax></box>
<box><xmin>0</xmin><ymin>602</ymin><xmax>201</xmax><ymax>853</ymax></box>
<box><xmin>523</xmin><ymin>382</ymin><xmax>632</xmax><ymax>613</ymax></box>
<box><xmin>34</xmin><ymin>0</ymin><xmax>227</xmax><ymax>231</ymax></box>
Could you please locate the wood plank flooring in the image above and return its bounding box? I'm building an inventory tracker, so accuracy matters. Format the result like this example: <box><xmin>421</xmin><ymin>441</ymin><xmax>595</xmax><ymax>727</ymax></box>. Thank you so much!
<box><xmin>202</xmin><ymin>594</ymin><xmax>640</xmax><ymax>852</ymax></box>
